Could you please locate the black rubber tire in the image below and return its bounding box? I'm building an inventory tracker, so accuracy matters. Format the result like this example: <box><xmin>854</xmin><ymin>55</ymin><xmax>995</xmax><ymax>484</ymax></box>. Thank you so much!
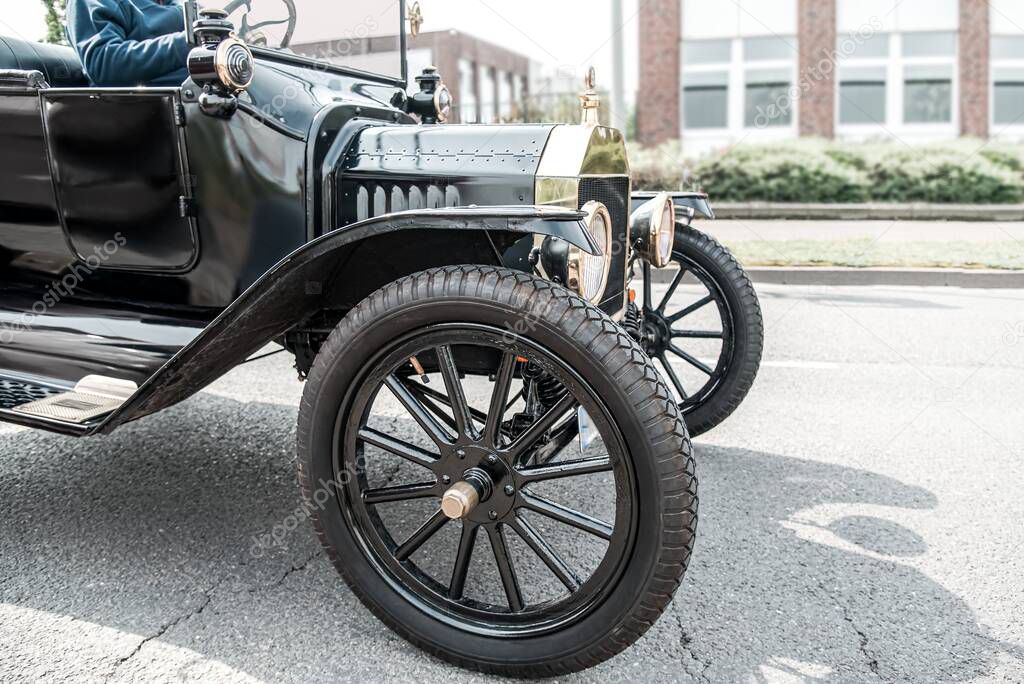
<box><xmin>296</xmin><ymin>265</ymin><xmax>698</xmax><ymax>677</ymax></box>
<box><xmin>671</xmin><ymin>224</ymin><xmax>763</xmax><ymax>437</ymax></box>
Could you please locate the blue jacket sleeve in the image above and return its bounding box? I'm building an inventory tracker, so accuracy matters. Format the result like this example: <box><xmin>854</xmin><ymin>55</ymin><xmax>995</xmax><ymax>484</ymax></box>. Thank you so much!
<box><xmin>67</xmin><ymin>0</ymin><xmax>190</xmax><ymax>87</ymax></box>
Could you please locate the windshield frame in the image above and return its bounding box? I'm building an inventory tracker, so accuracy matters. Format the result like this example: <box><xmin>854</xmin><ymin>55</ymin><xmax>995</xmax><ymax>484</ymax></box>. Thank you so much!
<box><xmin>238</xmin><ymin>0</ymin><xmax>409</xmax><ymax>88</ymax></box>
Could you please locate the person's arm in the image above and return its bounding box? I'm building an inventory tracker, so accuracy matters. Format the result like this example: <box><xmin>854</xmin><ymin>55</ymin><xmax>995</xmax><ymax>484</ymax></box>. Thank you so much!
<box><xmin>67</xmin><ymin>0</ymin><xmax>191</xmax><ymax>86</ymax></box>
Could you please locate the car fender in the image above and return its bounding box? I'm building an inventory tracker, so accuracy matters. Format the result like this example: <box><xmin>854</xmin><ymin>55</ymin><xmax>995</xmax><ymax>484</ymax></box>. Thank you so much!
<box><xmin>94</xmin><ymin>205</ymin><xmax>597</xmax><ymax>432</ymax></box>
<box><xmin>632</xmin><ymin>191</ymin><xmax>715</xmax><ymax>220</ymax></box>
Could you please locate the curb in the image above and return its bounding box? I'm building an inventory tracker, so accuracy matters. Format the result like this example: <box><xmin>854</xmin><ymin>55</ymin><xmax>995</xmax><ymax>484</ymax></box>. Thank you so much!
<box><xmin>650</xmin><ymin>266</ymin><xmax>1024</xmax><ymax>288</ymax></box>
<box><xmin>713</xmin><ymin>202</ymin><xmax>1024</xmax><ymax>222</ymax></box>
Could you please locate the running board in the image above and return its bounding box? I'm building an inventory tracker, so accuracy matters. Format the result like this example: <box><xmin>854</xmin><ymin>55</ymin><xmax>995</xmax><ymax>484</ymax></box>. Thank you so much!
<box><xmin>11</xmin><ymin>375</ymin><xmax>137</xmax><ymax>424</ymax></box>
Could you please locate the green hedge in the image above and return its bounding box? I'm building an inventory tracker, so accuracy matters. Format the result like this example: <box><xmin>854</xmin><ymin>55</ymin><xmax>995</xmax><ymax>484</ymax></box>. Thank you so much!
<box><xmin>629</xmin><ymin>139</ymin><xmax>1024</xmax><ymax>204</ymax></box>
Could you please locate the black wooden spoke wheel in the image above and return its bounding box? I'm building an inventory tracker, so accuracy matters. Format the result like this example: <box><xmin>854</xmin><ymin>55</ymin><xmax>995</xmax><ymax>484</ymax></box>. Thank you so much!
<box><xmin>297</xmin><ymin>266</ymin><xmax>697</xmax><ymax>677</ymax></box>
<box><xmin>640</xmin><ymin>224</ymin><xmax>764</xmax><ymax>437</ymax></box>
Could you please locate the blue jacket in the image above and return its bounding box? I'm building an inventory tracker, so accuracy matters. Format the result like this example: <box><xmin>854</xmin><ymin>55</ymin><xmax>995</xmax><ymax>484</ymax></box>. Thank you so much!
<box><xmin>66</xmin><ymin>0</ymin><xmax>191</xmax><ymax>87</ymax></box>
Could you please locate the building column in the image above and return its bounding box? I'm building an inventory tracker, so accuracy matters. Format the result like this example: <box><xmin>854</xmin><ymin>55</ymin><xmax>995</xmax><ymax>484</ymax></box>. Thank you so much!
<box><xmin>797</xmin><ymin>0</ymin><xmax>837</xmax><ymax>138</ymax></box>
<box><xmin>637</xmin><ymin>0</ymin><xmax>681</xmax><ymax>145</ymax></box>
<box><xmin>960</xmin><ymin>0</ymin><xmax>990</xmax><ymax>138</ymax></box>
<box><xmin>471</xmin><ymin>62</ymin><xmax>482</xmax><ymax>123</ymax></box>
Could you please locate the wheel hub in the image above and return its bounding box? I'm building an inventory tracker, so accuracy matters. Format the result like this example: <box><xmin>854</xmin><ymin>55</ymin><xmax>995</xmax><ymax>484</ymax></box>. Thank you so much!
<box><xmin>438</xmin><ymin>444</ymin><xmax>515</xmax><ymax>523</ymax></box>
<box><xmin>641</xmin><ymin>310</ymin><xmax>672</xmax><ymax>356</ymax></box>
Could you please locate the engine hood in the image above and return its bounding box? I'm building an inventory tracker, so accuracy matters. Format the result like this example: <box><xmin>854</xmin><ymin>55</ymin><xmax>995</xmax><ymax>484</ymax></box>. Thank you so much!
<box><xmin>335</xmin><ymin>123</ymin><xmax>630</xmax><ymax>226</ymax></box>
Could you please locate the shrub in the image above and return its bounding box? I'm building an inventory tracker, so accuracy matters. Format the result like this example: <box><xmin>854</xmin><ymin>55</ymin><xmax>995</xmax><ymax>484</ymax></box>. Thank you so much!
<box><xmin>692</xmin><ymin>144</ymin><xmax>870</xmax><ymax>203</ymax></box>
<box><xmin>631</xmin><ymin>138</ymin><xmax>1024</xmax><ymax>204</ymax></box>
<box><xmin>867</xmin><ymin>150</ymin><xmax>1024</xmax><ymax>203</ymax></box>
<box><xmin>627</xmin><ymin>140</ymin><xmax>691</xmax><ymax>191</ymax></box>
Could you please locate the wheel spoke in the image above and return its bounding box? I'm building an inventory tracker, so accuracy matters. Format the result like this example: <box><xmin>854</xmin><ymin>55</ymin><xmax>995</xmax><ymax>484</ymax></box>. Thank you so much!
<box><xmin>357</xmin><ymin>427</ymin><xmax>438</xmax><ymax>469</ymax></box>
<box><xmin>656</xmin><ymin>267</ymin><xmax>687</xmax><ymax>313</ymax></box>
<box><xmin>385</xmin><ymin>374</ymin><xmax>453</xmax><ymax>447</ymax></box>
<box><xmin>672</xmin><ymin>329</ymin><xmax>723</xmax><ymax>339</ymax></box>
<box><xmin>363</xmin><ymin>481</ymin><xmax>438</xmax><ymax>505</ymax></box>
<box><xmin>510</xmin><ymin>515</ymin><xmax>581</xmax><ymax>592</ymax></box>
<box><xmin>487</xmin><ymin>524</ymin><xmax>524</xmax><ymax>612</ymax></box>
<box><xmin>657</xmin><ymin>354</ymin><xmax>689</xmax><ymax>400</ymax></box>
<box><xmin>668</xmin><ymin>344</ymin><xmax>714</xmax><ymax>376</ymax></box>
<box><xmin>437</xmin><ymin>345</ymin><xmax>475</xmax><ymax>439</ymax></box>
<box><xmin>667</xmin><ymin>294</ymin><xmax>714</xmax><ymax>323</ymax></box>
<box><xmin>449</xmin><ymin>522</ymin><xmax>478</xmax><ymax>600</ymax></box>
<box><xmin>404</xmin><ymin>382</ymin><xmax>458</xmax><ymax>433</ymax></box>
<box><xmin>505</xmin><ymin>393</ymin><xmax>578</xmax><ymax>463</ymax></box>
<box><xmin>518</xmin><ymin>455</ymin><xmax>612</xmax><ymax>484</ymax></box>
<box><xmin>484</xmin><ymin>352</ymin><xmax>516</xmax><ymax>448</ymax></box>
<box><xmin>395</xmin><ymin>508</ymin><xmax>448</xmax><ymax>561</ymax></box>
<box><xmin>405</xmin><ymin>381</ymin><xmax>489</xmax><ymax>427</ymax></box>
<box><xmin>519</xmin><ymin>492</ymin><xmax>613</xmax><ymax>540</ymax></box>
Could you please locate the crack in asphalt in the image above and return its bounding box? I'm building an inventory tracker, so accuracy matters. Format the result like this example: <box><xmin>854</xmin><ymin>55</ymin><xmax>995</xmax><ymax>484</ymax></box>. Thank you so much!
<box><xmin>674</xmin><ymin>611</ymin><xmax>712</xmax><ymax>683</ymax></box>
<box><xmin>266</xmin><ymin>550</ymin><xmax>324</xmax><ymax>590</ymax></box>
<box><xmin>840</xmin><ymin>603</ymin><xmax>881</xmax><ymax>677</ymax></box>
<box><xmin>104</xmin><ymin>549</ymin><xmax>323</xmax><ymax>682</ymax></box>
<box><xmin>814</xmin><ymin>574</ymin><xmax>882</xmax><ymax>678</ymax></box>
<box><xmin>105</xmin><ymin>588</ymin><xmax>215</xmax><ymax>682</ymax></box>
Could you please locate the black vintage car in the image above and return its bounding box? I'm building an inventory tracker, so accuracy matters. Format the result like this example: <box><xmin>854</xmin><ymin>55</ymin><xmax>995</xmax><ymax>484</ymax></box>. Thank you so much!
<box><xmin>0</xmin><ymin>0</ymin><xmax>761</xmax><ymax>676</ymax></box>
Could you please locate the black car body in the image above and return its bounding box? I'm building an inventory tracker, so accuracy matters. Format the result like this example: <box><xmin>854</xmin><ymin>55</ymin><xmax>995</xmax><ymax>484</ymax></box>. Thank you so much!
<box><xmin>0</xmin><ymin>1</ymin><xmax>761</xmax><ymax>675</ymax></box>
<box><xmin>0</xmin><ymin>10</ymin><xmax>640</xmax><ymax>433</ymax></box>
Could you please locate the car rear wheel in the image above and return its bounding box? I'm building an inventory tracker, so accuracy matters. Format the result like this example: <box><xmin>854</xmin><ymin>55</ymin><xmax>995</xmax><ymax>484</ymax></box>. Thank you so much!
<box><xmin>296</xmin><ymin>265</ymin><xmax>697</xmax><ymax>677</ymax></box>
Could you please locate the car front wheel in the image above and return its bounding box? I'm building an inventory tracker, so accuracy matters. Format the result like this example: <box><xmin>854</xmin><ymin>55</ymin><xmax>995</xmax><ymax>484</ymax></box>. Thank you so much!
<box><xmin>296</xmin><ymin>265</ymin><xmax>697</xmax><ymax>677</ymax></box>
<box><xmin>638</xmin><ymin>223</ymin><xmax>764</xmax><ymax>437</ymax></box>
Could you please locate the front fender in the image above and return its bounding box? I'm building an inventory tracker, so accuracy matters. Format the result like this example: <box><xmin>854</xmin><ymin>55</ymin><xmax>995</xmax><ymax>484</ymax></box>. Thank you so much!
<box><xmin>94</xmin><ymin>205</ymin><xmax>595</xmax><ymax>432</ymax></box>
<box><xmin>632</xmin><ymin>191</ymin><xmax>715</xmax><ymax>220</ymax></box>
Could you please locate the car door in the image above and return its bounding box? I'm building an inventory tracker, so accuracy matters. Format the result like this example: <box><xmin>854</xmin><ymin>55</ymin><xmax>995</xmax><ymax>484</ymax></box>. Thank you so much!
<box><xmin>40</xmin><ymin>88</ymin><xmax>199</xmax><ymax>272</ymax></box>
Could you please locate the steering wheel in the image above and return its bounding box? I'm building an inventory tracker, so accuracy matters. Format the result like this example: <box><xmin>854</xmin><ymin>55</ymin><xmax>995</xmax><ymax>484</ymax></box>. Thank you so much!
<box><xmin>221</xmin><ymin>0</ymin><xmax>298</xmax><ymax>48</ymax></box>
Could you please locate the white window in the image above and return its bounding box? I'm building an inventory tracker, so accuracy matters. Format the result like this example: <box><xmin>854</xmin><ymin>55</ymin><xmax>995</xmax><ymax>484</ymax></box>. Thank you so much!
<box><xmin>836</xmin><ymin>0</ymin><xmax>958</xmax><ymax>139</ymax></box>
<box><xmin>683</xmin><ymin>71</ymin><xmax>728</xmax><ymax>128</ymax></box>
<box><xmin>993</xmin><ymin>67</ymin><xmax>1024</xmax><ymax>126</ymax></box>
<box><xmin>458</xmin><ymin>60</ymin><xmax>478</xmax><ymax>123</ymax></box>
<box><xmin>511</xmin><ymin>75</ymin><xmax>524</xmax><ymax>120</ymax></box>
<box><xmin>479</xmin><ymin>68</ymin><xmax>496</xmax><ymax>124</ymax></box>
<box><xmin>991</xmin><ymin>0</ymin><xmax>1024</xmax><ymax>134</ymax></box>
<box><xmin>498</xmin><ymin>71</ymin><xmax>513</xmax><ymax>120</ymax></box>
<box><xmin>903</xmin><ymin>64</ymin><xmax>954</xmax><ymax>124</ymax></box>
<box><xmin>680</xmin><ymin>0</ymin><xmax>797</xmax><ymax>149</ymax></box>
<box><xmin>684</xmin><ymin>39</ymin><xmax>731</xmax><ymax>65</ymax></box>
<box><xmin>839</xmin><ymin>66</ymin><xmax>886</xmax><ymax>124</ymax></box>
<box><xmin>745</xmin><ymin>67</ymin><xmax>794</xmax><ymax>127</ymax></box>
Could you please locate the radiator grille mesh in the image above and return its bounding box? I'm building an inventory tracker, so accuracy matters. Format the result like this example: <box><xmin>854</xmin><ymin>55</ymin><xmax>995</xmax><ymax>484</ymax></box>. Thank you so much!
<box><xmin>578</xmin><ymin>177</ymin><xmax>631</xmax><ymax>316</ymax></box>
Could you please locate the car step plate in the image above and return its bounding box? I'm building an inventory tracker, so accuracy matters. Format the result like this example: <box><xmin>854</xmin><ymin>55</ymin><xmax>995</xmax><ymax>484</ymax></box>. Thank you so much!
<box><xmin>12</xmin><ymin>375</ymin><xmax>137</xmax><ymax>424</ymax></box>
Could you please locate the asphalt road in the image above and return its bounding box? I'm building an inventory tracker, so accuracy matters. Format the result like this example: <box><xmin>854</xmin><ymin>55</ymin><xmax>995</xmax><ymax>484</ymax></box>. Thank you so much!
<box><xmin>2</xmin><ymin>284</ymin><xmax>1023</xmax><ymax>682</ymax></box>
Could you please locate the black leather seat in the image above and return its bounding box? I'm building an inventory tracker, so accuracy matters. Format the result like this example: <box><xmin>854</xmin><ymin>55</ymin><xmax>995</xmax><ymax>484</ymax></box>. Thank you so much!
<box><xmin>0</xmin><ymin>35</ymin><xmax>87</xmax><ymax>87</ymax></box>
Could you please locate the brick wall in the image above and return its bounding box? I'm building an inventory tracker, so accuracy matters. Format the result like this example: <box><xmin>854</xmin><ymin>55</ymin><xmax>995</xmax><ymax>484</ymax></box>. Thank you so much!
<box><xmin>960</xmin><ymin>0</ymin><xmax>990</xmax><ymax>138</ymax></box>
<box><xmin>637</xmin><ymin>0</ymin><xmax>681</xmax><ymax>145</ymax></box>
<box><xmin>797</xmin><ymin>0</ymin><xmax>837</xmax><ymax>138</ymax></box>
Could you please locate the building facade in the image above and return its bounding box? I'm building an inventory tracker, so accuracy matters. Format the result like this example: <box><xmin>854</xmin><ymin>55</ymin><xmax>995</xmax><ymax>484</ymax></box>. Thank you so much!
<box><xmin>295</xmin><ymin>29</ymin><xmax>530</xmax><ymax>125</ymax></box>
<box><xmin>637</xmin><ymin>0</ymin><xmax>1024</xmax><ymax>153</ymax></box>
<box><xmin>407</xmin><ymin>30</ymin><xmax>531</xmax><ymax>124</ymax></box>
